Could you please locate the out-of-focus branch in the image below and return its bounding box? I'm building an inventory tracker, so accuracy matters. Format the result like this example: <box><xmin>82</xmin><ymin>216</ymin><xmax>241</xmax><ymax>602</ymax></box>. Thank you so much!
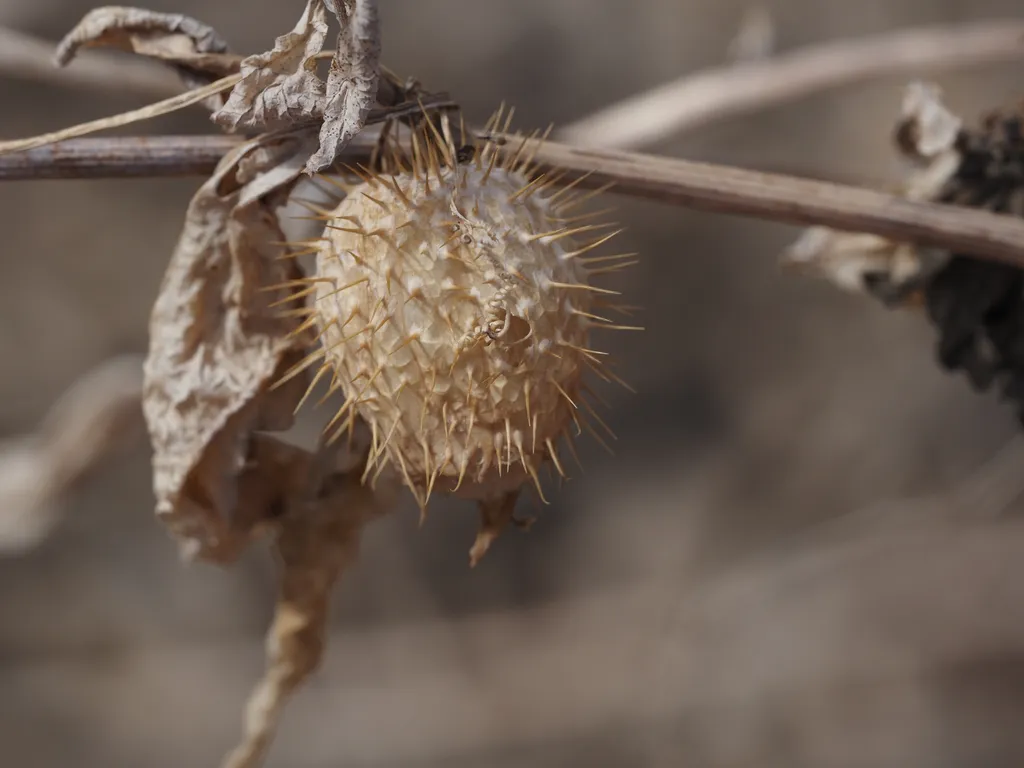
<box><xmin>0</xmin><ymin>26</ymin><xmax>180</xmax><ymax>97</ymax></box>
<box><xmin>0</xmin><ymin>355</ymin><xmax>145</xmax><ymax>553</ymax></box>
<box><xmin>814</xmin><ymin>435</ymin><xmax>1024</xmax><ymax>540</ymax></box>
<box><xmin>3</xmin><ymin>134</ymin><xmax>1024</xmax><ymax>269</ymax></box>
<box><xmin>559</xmin><ymin>19</ymin><xmax>1024</xmax><ymax>150</ymax></box>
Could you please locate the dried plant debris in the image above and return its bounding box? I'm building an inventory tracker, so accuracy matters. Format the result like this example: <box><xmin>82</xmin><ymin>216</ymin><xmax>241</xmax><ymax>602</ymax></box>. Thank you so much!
<box><xmin>54</xmin><ymin>6</ymin><xmax>242</xmax><ymax>108</ymax></box>
<box><xmin>925</xmin><ymin>108</ymin><xmax>1024</xmax><ymax>421</ymax></box>
<box><xmin>786</xmin><ymin>81</ymin><xmax>1024</xmax><ymax>425</ymax></box>
<box><xmin>0</xmin><ymin>356</ymin><xmax>144</xmax><ymax>553</ymax></box>
<box><xmin>212</xmin><ymin>0</ymin><xmax>381</xmax><ymax>174</ymax></box>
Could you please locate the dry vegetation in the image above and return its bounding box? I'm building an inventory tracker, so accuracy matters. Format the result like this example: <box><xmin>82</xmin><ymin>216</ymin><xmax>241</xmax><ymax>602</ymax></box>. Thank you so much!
<box><xmin>2</xmin><ymin>1</ymin><xmax>1024</xmax><ymax>767</ymax></box>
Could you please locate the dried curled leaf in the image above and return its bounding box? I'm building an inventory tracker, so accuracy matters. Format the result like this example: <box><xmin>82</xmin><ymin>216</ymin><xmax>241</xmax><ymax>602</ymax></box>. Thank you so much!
<box><xmin>210</xmin><ymin>0</ymin><xmax>329</xmax><ymax>132</ymax></box>
<box><xmin>211</xmin><ymin>0</ymin><xmax>381</xmax><ymax>173</ymax></box>
<box><xmin>307</xmin><ymin>0</ymin><xmax>381</xmax><ymax>173</ymax></box>
<box><xmin>783</xmin><ymin>81</ymin><xmax>962</xmax><ymax>304</ymax></box>
<box><xmin>0</xmin><ymin>356</ymin><xmax>144</xmax><ymax>553</ymax></box>
<box><xmin>212</xmin><ymin>0</ymin><xmax>329</xmax><ymax>132</ymax></box>
<box><xmin>142</xmin><ymin>129</ymin><xmax>320</xmax><ymax>563</ymax></box>
<box><xmin>221</xmin><ymin>434</ymin><xmax>390</xmax><ymax>768</ymax></box>
<box><xmin>54</xmin><ymin>6</ymin><xmax>242</xmax><ymax>108</ymax></box>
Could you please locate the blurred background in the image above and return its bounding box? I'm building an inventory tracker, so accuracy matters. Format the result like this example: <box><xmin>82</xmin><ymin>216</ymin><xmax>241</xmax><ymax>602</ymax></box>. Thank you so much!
<box><xmin>3</xmin><ymin>0</ymin><xmax>1024</xmax><ymax>766</ymax></box>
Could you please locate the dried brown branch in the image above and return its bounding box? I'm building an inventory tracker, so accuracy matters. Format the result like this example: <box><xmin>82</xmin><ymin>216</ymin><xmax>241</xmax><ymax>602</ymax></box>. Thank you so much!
<box><xmin>4</xmin><ymin>133</ymin><xmax>1022</xmax><ymax>269</ymax></box>
<box><xmin>524</xmin><ymin>139</ymin><xmax>1024</xmax><ymax>268</ymax></box>
<box><xmin>0</xmin><ymin>135</ymin><xmax>249</xmax><ymax>179</ymax></box>
<box><xmin>0</xmin><ymin>25</ymin><xmax>180</xmax><ymax>97</ymax></box>
<box><xmin>559</xmin><ymin>19</ymin><xmax>1024</xmax><ymax>149</ymax></box>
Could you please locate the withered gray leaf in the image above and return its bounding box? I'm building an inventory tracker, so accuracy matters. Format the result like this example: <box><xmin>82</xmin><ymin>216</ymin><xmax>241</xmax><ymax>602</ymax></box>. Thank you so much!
<box><xmin>210</xmin><ymin>0</ymin><xmax>381</xmax><ymax>173</ymax></box>
<box><xmin>306</xmin><ymin>0</ymin><xmax>381</xmax><ymax>173</ymax></box>
<box><xmin>142</xmin><ymin>129</ymin><xmax>319</xmax><ymax>563</ymax></box>
<box><xmin>54</xmin><ymin>6</ymin><xmax>242</xmax><ymax>107</ymax></box>
<box><xmin>211</xmin><ymin>0</ymin><xmax>330</xmax><ymax>132</ymax></box>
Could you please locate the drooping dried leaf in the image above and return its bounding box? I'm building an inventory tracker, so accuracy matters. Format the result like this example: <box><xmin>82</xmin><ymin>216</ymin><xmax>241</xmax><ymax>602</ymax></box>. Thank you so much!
<box><xmin>0</xmin><ymin>356</ymin><xmax>144</xmax><ymax>553</ymax></box>
<box><xmin>142</xmin><ymin>129</ymin><xmax>320</xmax><ymax>563</ymax></box>
<box><xmin>782</xmin><ymin>81</ymin><xmax>963</xmax><ymax>304</ymax></box>
<box><xmin>211</xmin><ymin>0</ymin><xmax>330</xmax><ymax>133</ymax></box>
<box><xmin>306</xmin><ymin>0</ymin><xmax>381</xmax><ymax>173</ymax></box>
<box><xmin>54</xmin><ymin>6</ymin><xmax>242</xmax><ymax>109</ymax></box>
<box><xmin>220</xmin><ymin>434</ymin><xmax>390</xmax><ymax>768</ymax></box>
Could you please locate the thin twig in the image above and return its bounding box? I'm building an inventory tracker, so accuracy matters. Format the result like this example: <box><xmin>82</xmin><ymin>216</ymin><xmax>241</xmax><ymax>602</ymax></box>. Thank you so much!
<box><xmin>559</xmin><ymin>19</ymin><xmax>1024</xmax><ymax>149</ymax></box>
<box><xmin>3</xmin><ymin>133</ymin><xmax>1024</xmax><ymax>270</ymax></box>
<box><xmin>0</xmin><ymin>26</ymin><xmax>180</xmax><ymax>97</ymax></box>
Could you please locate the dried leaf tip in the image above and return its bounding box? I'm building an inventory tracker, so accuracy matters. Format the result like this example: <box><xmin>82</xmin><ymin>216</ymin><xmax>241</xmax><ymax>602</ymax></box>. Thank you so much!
<box><xmin>895</xmin><ymin>81</ymin><xmax>963</xmax><ymax>163</ymax></box>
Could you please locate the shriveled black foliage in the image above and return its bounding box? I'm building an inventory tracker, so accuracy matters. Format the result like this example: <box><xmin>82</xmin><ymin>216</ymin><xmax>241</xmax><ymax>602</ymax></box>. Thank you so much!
<box><xmin>925</xmin><ymin>107</ymin><xmax>1024</xmax><ymax>425</ymax></box>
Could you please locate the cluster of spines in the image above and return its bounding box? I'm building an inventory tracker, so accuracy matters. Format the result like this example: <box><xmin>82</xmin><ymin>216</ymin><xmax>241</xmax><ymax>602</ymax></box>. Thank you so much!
<box><xmin>261</xmin><ymin>104</ymin><xmax>642</xmax><ymax>509</ymax></box>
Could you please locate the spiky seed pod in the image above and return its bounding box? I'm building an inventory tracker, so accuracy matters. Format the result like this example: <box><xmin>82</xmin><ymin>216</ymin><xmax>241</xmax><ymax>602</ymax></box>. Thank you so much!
<box><xmin>287</xmin><ymin>110</ymin><xmax>636</xmax><ymax>529</ymax></box>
